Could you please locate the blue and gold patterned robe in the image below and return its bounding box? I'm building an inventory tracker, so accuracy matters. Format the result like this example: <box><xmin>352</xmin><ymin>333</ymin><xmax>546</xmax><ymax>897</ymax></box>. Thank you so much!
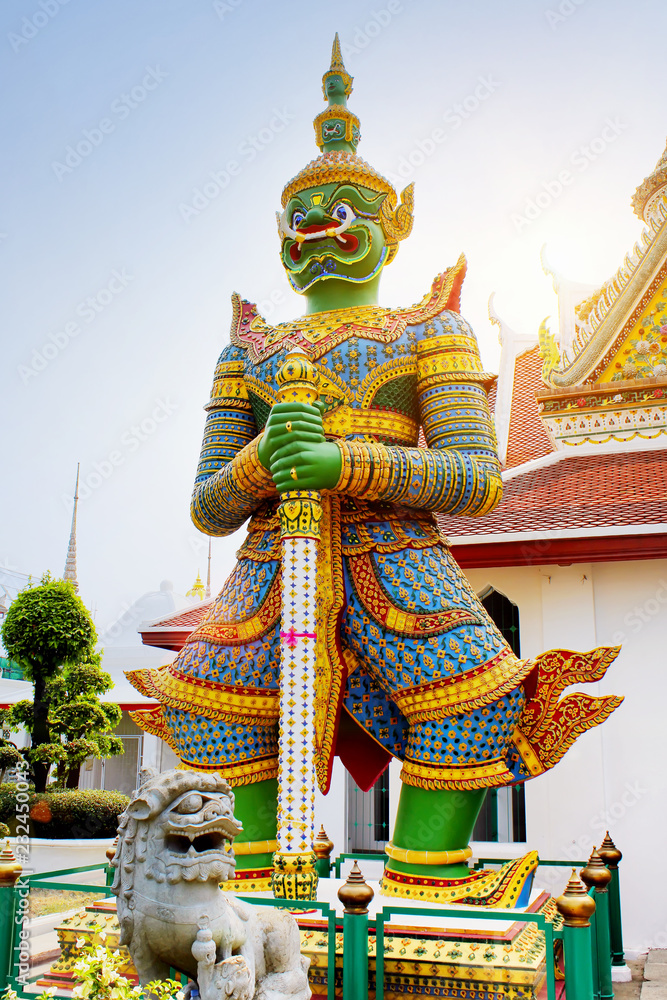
<box><xmin>129</xmin><ymin>260</ymin><xmax>620</xmax><ymax>794</ymax></box>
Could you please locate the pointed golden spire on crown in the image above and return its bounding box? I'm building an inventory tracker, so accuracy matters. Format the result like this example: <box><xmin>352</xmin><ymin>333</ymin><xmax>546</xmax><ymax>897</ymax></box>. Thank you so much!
<box><xmin>322</xmin><ymin>32</ymin><xmax>353</xmax><ymax>102</ymax></box>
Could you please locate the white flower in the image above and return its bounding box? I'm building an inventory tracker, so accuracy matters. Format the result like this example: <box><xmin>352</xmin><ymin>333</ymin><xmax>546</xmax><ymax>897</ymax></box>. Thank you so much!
<box><xmin>612</xmin><ymin>394</ymin><xmax>623</xmax><ymax>402</ymax></box>
<box><xmin>637</xmin><ymin>339</ymin><xmax>651</xmax><ymax>354</ymax></box>
<box><xmin>75</xmin><ymin>936</ymin><xmax>86</xmax><ymax>949</ymax></box>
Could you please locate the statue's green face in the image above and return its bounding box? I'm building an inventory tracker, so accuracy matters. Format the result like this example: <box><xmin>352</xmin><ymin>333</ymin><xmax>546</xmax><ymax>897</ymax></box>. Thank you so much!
<box><xmin>279</xmin><ymin>182</ymin><xmax>388</xmax><ymax>294</ymax></box>
<box><xmin>324</xmin><ymin>73</ymin><xmax>347</xmax><ymax>104</ymax></box>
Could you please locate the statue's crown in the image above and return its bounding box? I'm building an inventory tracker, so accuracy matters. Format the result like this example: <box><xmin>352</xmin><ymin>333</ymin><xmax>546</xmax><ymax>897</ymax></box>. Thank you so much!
<box><xmin>282</xmin><ymin>34</ymin><xmax>391</xmax><ymax>203</ymax></box>
<box><xmin>280</xmin><ymin>35</ymin><xmax>414</xmax><ymax>263</ymax></box>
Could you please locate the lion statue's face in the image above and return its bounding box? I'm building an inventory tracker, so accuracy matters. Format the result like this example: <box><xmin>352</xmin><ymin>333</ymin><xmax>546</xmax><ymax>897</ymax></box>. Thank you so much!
<box><xmin>112</xmin><ymin>768</ymin><xmax>244</xmax><ymax>894</ymax></box>
<box><xmin>146</xmin><ymin>786</ymin><xmax>242</xmax><ymax>885</ymax></box>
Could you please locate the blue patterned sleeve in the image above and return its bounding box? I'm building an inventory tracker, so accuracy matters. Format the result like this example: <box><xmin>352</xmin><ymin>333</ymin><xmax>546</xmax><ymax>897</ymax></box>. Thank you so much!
<box><xmin>335</xmin><ymin>312</ymin><xmax>502</xmax><ymax>517</ymax></box>
<box><xmin>190</xmin><ymin>343</ymin><xmax>276</xmax><ymax>536</ymax></box>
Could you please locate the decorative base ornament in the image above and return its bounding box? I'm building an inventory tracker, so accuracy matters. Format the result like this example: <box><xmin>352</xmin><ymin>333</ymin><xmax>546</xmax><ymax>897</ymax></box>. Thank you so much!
<box><xmin>126</xmin><ymin>32</ymin><xmax>623</xmax><ymax>907</ymax></box>
<box><xmin>380</xmin><ymin>850</ymin><xmax>539</xmax><ymax>907</ymax></box>
<box><xmin>271</xmin><ymin>851</ymin><xmax>319</xmax><ymax>900</ymax></box>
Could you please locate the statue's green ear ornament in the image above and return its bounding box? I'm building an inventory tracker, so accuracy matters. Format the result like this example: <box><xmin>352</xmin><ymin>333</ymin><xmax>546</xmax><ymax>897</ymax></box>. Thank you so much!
<box><xmin>277</xmin><ymin>33</ymin><xmax>414</xmax><ymax>299</ymax></box>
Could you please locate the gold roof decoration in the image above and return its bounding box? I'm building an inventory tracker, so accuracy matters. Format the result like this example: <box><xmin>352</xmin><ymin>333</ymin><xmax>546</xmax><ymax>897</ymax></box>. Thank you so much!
<box><xmin>539</xmin><ymin>132</ymin><xmax>667</xmax><ymax>389</ymax></box>
<box><xmin>632</xmin><ymin>136</ymin><xmax>667</xmax><ymax>223</ymax></box>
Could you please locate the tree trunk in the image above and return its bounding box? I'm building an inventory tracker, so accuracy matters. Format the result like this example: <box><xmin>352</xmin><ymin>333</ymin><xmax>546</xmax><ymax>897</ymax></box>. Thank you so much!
<box><xmin>32</xmin><ymin>670</ymin><xmax>50</xmax><ymax>793</ymax></box>
<box><xmin>66</xmin><ymin>766</ymin><xmax>80</xmax><ymax>789</ymax></box>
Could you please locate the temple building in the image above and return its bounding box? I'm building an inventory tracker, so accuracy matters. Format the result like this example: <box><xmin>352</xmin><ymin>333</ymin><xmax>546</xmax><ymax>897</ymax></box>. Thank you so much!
<box><xmin>434</xmin><ymin>135</ymin><xmax>667</xmax><ymax>955</ymax></box>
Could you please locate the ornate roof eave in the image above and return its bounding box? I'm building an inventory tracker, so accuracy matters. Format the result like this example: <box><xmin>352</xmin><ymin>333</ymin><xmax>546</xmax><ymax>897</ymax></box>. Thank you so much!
<box><xmin>545</xmin><ymin>212</ymin><xmax>667</xmax><ymax>388</ymax></box>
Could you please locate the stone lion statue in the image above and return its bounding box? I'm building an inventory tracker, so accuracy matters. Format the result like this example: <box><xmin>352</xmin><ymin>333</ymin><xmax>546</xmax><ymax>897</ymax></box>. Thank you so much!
<box><xmin>111</xmin><ymin>768</ymin><xmax>311</xmax><ymax>1000</ymax></box>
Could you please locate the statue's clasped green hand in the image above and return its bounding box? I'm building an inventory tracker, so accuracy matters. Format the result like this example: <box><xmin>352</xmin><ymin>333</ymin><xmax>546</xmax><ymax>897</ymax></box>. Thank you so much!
<box><xmin>257</xmin><ymin>401</ymin><xmax>342</xmax><ymax>493</ymax></box>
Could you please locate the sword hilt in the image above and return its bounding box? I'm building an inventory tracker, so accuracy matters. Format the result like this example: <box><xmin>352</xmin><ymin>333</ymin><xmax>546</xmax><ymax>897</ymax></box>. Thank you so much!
<box><xmin>276</xmin><ymin>349</ymin><xmax>320</xmax><ymax>407</ymax></box>
<box><xmin>276</xmin><ymin>350</ymin><xmax>322</xmax><ymax>539</ymax></box>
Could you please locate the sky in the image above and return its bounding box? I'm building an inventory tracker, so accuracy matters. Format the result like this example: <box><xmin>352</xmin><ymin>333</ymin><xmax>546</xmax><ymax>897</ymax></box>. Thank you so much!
<box><xmin>2</xmin><ymin>0</ymin><xmax>666</xmax><ymax>632</ymax></box>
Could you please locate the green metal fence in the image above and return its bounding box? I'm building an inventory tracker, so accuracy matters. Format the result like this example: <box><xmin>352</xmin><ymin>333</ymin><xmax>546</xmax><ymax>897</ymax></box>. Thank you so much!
<box><xmin>2</xmin><ymin>863</ymin><xmax>114</xmax><ymax>997</ymax></box>
<box><xmin>0</xmin><ymin>850</ymin><xmax>622</xmax><ymax>1000</ymax></box>
<box><xmin>374</xmin><ymin>903</ymin><xmax>558</xmax><ymax>1000</ymax></box>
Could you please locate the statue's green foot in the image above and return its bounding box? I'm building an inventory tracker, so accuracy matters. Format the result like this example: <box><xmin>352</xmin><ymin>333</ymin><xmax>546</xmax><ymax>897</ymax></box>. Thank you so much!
<box><xmin>380</xmin><ymin>850</ymin><xmax>539</xmax><ymax>908</ymax></box>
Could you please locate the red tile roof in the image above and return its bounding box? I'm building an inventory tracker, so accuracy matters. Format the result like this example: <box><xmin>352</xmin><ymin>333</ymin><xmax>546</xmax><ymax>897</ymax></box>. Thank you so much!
<box><xmin>438</xmin><ymin>449</ymin><xmax>667</xmax><ymax>538</ymax></box>
<box><xmin>141</xmin><ymin>602</ymin><xmax>213</xmax><ymax>630</ymax></box>
<box><xmin>140</xmin><ymin>600</ymin><xmax>213</xmax><ymax>651</ymax></box>
<box><xmin>505</xmin><ymin>346</ymin><xmax>554</xmax><ymax>469</ymax></box>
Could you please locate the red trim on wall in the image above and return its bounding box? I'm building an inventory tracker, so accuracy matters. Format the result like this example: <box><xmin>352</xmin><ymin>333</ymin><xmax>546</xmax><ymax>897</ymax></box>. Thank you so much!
<box><xmin>451</xmin><ymin>533</ymin><xmax>667</xmax><ymax>568</ymax></box>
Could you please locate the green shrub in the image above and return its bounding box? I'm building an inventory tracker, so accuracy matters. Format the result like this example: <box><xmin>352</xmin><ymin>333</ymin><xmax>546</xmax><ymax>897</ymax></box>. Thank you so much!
<box><xmin>0</xmin><ymin>822</ymin><xmax>9</xmax><ymax>838</ymax></box>
<box><xmin>0</xmin><ymin>783</ymin><xmax>25</xmax><ymax>825</ymax></box>
<box><xmin>0</xmin><ymin>784</ymin><xmax>129</xmax><ymax>839</ymax></box>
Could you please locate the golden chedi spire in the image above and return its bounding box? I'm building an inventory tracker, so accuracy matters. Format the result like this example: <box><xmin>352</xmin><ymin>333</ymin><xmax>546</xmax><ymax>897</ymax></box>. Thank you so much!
<box><xmin>187</xmin><ymin>570</ymin><xmax>205</xmax><ymax>601</ymax></box>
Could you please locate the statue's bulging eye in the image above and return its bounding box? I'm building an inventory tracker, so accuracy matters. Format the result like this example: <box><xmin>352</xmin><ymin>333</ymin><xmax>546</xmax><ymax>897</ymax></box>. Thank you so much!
<box><xmin>176</xmin><ymin>793</ymin><xmax>203</xmax><ymax>814</ymax></box>
<box><xmin>332</xmin><ymin>202</ymin><xmax>351</xmax><ymax>222</ymax></box>
<box><xmin>292</xmin><ymin>209</ymin><xmax>306</xmax><ymax>228</ymax></box>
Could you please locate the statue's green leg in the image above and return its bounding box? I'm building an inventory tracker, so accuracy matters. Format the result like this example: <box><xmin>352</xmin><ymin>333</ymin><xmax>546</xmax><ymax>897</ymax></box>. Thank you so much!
<box><xmin>386</xmin><ymin>783</ymin><xmax>486</xmax><ymax>879</ymax></box>
<box><xmin>230</xmin><ymin>778</ymin><xmax>278</xmax><ymax>873</ymax></box>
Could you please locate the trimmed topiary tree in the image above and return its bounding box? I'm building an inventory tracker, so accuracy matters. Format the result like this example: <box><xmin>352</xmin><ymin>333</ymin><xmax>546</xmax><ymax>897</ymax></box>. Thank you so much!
<box><xmin>48</xmin><ymin>654</ymin><xmax>124</xmax><ymax>787</ymax></box>
<box><xmin>0</xmin><ymin>742</ymin><xmax>22</xmax><ymax>784</ymax></box>
<box><xmin>0</xmin><ymin>574</ymin><xmax>109</xmax><ymax>792</ymax></box>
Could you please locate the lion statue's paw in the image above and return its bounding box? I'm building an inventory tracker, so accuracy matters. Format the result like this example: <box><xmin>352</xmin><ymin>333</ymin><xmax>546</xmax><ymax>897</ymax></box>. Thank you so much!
<box><xmin>197</xmin><ymin>954</ymin><xmax>254</xmax><ymax>1000</ymax></box>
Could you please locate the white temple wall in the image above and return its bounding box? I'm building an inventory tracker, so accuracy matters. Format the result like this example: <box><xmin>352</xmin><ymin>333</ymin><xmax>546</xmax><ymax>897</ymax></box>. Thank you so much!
<box><xmin>315</xmin><ymin>755</ymin><xmax>347</xmax><ymax>857</ymax></box>
<box><xmin>464</xmin><ymin>557</ymin><xmax>667</xmax><ymax>955</ymax></box>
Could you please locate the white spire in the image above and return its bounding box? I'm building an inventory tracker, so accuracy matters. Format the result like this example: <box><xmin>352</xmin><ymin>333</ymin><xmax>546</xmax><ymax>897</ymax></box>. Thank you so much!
<box><xmin>63</xmin><ymin>464</ymin><xmax>80</xmax><ymax>592</ymax></box>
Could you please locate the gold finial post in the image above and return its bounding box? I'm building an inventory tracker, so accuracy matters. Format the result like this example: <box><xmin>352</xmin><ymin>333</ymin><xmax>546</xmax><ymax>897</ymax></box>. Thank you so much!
<box><xmin>337</xmin><ymin>860</ymin><xmax>374</xmax><ymax>914</ymax></box>
<box><xmin>555</xmin><ymin>870</ymin><xmax>596</xmax><ymax>1000</ymax></box>
<box><xmin>313</xmin><ymin>825</ymin><xmax>334</xmax><ymax>879</ymax></box>
<box><xmin>580</xmin><ymin>848</ymin><xmax>612</xmax><ymax>893</ymax></box>
<box><xmin>581</xmin><ymin>849</ymin><xmax>613</xmax><ymax>1000</ymax></box>
<box><xmin>338</xmin><ymin>863</ymin><xmax>374</xmax><ymax>1000</ymax></box>
<box><xmin>0</xmin><ymin>840</ymin><xmax>22</xmax><ymax>888</ymax></box>
<box><xmin>0</xmin><ymin>840</ymin><xmax>23</xmax><ymax>993</ymax></box>
<box><xmin>597</xmin><ymin>831</ymin><xmax>622</xmax><ymax>869</ymax></box>
<box><xmin>597</xmin><ymin>833</ymin><xmax>626</xmax><ymax>968</ymax></box>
